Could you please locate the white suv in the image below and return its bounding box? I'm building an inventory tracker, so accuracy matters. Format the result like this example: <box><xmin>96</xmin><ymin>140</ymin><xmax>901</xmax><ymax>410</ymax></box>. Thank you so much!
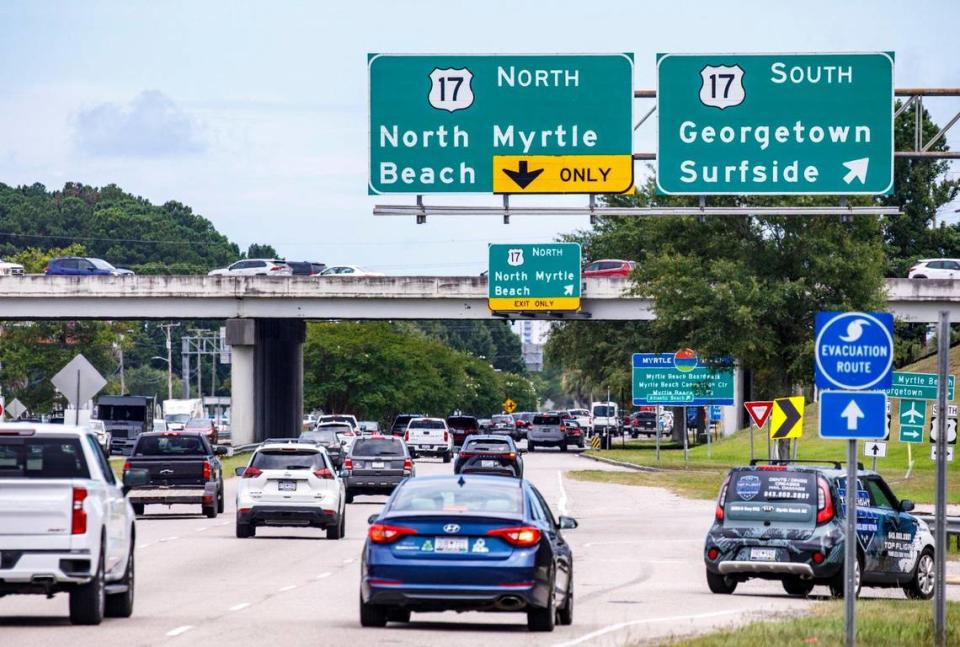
<box><xmin>0</xmin><ymin>423</ymin><xmax>144</xmax><ymax>624</ymax></box>
<box><xmin>907</xmin><ymin>258</ymin><xmax>960</xmax><ymax>279</ymax></box>
<box><xmin>404</xmin><ymin>417</ymin><xmax>453</xmax><ymax>462</ymax></box>
<box><xmin>234</xmin><ymin>442</ymin><xmax>345</xmax><ymax>539</ymax></box>
<box><xmin>208</xmin><ymin>259</ymin><xmax>293</xmax><ymax>276</ymax></box>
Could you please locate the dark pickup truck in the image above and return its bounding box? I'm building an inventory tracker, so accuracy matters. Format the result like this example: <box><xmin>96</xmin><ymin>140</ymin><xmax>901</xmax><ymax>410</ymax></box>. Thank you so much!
<box><xmin>122</xmin><ymin>431</ymin><xmax>226</xmax><ymax>518</ymax></box>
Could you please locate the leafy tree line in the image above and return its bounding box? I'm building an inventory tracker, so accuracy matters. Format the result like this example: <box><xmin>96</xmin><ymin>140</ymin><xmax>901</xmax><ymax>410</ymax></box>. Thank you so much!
<box><xmin>546</xmin><ymin>102</ymin><xmax>959</xmax><ymax>404</ymax></box>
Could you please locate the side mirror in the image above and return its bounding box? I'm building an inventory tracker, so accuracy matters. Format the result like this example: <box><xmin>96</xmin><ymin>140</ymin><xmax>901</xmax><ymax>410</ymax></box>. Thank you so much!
<box><xmin>122</xmin><ymin>468</ymin><xmax>149</xmax><ymax>494</ymax></box>
<box><xmin>558</xmin><ymin>516</ymin><xmax>578</xmax><ymax>530</ymax></box>
<box><xmin>900</xmin><ymin>499</ymin><xmax>915</xmax><ymax>512</ymax></box>
<box><xmin>234</xmin><ymin>466</ymin><xmax>247</xmax><ymax>477</ymax></box>
<box><xmin>368</xmin><ymin>514</ymin><xmax>379</xmax><ymax>524</ymax></box>
<box><xmin>214</xmin><ymin>445</ymin><xmax>229</xmax><ymax>456</ymax></box>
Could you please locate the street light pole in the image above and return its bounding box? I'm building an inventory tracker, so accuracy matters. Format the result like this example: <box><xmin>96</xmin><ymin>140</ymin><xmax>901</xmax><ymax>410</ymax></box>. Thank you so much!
<box><xmin>160</xmin><ymin>323</ymin><xmax>180</xmax><ymax>401</ymax></box>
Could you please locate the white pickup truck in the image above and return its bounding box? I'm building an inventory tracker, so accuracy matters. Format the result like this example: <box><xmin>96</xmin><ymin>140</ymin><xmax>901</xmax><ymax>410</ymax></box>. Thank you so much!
<box><xmin>0</xmin><ymin>423</ymin><xmax>147</xmax><ymax>624</ymax></box>
<box><xmin>403</xmin><ymin>417</ymin><xmax>453</xmax><ymax>462</ymax></box>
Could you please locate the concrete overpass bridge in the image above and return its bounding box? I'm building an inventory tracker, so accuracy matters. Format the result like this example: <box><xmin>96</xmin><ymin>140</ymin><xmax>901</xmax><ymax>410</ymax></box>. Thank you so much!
<box><xmin>0</xmin><ymin>276</ymin><xmax>954</xmax><ymax>445</ymax></box>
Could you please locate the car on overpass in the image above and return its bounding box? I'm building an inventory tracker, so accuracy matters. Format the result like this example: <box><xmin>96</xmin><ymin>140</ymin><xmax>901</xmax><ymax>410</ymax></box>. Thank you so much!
<box><xmin>360</xmin><ymin>474</ymin><xmax>576</xmax><ymax>631</ymax></box>
<box><xmin>705</xmin><ymin>460</ymin><xmax>936</xmax><ymax>599</ymax></box>
<box><xmin>319</xmin><ymin>264</ymin><xmax>385</xmax><ymax>277</ymax></box>
<box><xmin>207</xmin><ymin>258</ymin><xmax>292</xmax><ymax>276</ymax></box>
<box><xmin>0</xmin><ymin>423</ymin><xmax>145</xmax><ymax>625</ymax></box>
<box><xmin>0</xmin><ymin>257</ymin><xmax>25</xmax><ymax>276</ymax></box>
<box><xmin>907</xmin><ymin>258</ymin><xmax>960</xmax><ymax>279</ymax></box>
<box><xmin>582</xmin><ymin>259</ymin><xmax>635</xmax><ymax>278</ymax></box>
<box><xmin>45</xmin><ymin>256</ymin><xmax>133</xmax><ymax>276</ymax></box>
<box><xmin>235</xmin><ymin>442</ymin><xmax>345</xmax><ymax>539</ymax></box>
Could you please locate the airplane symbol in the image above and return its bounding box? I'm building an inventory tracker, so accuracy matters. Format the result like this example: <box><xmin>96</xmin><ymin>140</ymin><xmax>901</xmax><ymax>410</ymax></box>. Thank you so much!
<box><xmin>901</xmin><ymin>403</ymin><xmax>923</xmax><ymax>424</ymax></box>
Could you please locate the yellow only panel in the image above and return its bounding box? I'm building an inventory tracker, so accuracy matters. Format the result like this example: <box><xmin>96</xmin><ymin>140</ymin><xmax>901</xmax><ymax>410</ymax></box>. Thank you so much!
<box><xmin>487</xmin><ymin>296</ymin><xmax>581</xmax><ymax>312</ymax></box>
<box><xmin>492</xmin><ymin>154</ymin><xmax>634</xmax><ymax>194</ymax></box>
<box><xmin>770</xmin><ymin>396</ymin><xmax>805</xmax><ymax>440</ymax></box>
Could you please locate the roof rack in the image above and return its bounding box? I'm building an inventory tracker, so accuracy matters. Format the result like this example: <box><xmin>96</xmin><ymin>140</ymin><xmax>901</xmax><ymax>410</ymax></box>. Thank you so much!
<box><xmin>748</xmin><ymin>459</ymin><xmax>865</xmax><ymax>470</ymax></box>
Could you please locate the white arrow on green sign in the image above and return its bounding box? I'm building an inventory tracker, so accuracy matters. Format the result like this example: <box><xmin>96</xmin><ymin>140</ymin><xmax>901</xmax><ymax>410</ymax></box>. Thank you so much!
<box><xmin>898</xmin><ymin>399</ymin><xmax>926</xmax><ymax>444</ymax></box>
<box><xmin>656</xmin><ymin>52</ymin><xmax>893</xmax><ymax>195</ymax></box>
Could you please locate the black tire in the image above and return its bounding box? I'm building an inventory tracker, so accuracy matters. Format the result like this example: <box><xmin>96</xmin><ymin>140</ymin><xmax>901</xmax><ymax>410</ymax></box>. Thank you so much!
<box><xmin>557</xmin><ymin>572</ymin><xmax>573</xmax><ymax>626</ymax></box>
<box><xmin>69</xmin><ymin>549</ymin><xmax>105</xmax><ymax>625</ymax></box>
<box><xmin>236</xmin><ymin>519</ymin><xmax>254</xmax><ymax>538</ymax></box>
<box><xmin>359</xmin><ymin>595</ymin><xmax>388</xmax><ymax>627</ymax></box>
<box><xmin>409</xmin><ymin>450</ymin><xmax>418</xmax><ymax>460</ymax></box>
<box><xmin>560</xmin><ymin>443</ymin><xmax>568</xmax><ymax>452</ymax></box>
<box><xmin>528</xmin><ymin>442</ymin><xmax>536</xmax><ymax>452</ymax></box>
<box><xmin>903</xmin><ymin>548</ymin><xmax>935</xmax><ymax>600</ymax></box>
<box><xmin>782</xmin><ymin>576</ymin><xmax>814</xmax><ymax>597</ymax></box>
<box><xmin>328</xmin><ymin>510</ymin><xmax>345</xmax><ymax>540</ymax></box>
<box><xmin>387</xmin><ymin>608</ymin><xmax>411</xmax><ymax>623</ymax></box>
<box><xmin>442</xmin><ymin>452</ymin><xmax>451</xmax><ymax>464</ymax></box>
<box><xmin>829</xmin><ymin>553</ymin><xmax>862</xmax><ymax>599</ymax></box>
<box><xmin>527</xmin><ymin>582</ymin><xmax>556</xmax><ymax>632</ymax></box>
<box><xmin>131</xmin><ymin>503</ymin><xmax>144</xmax><ymax>516</ymax></box>
<box><xmin>217</xmin><ymin>486</ymin><xmax>225</xmax><ymax>514</ymax></box>
<box><xmin>203</xmin><ymin>502</ymin><xmax>217</xmax><ymax>518</ymax></box>
<box><xmin>105</xmin><ymin>548</ymin><xmax>135</xmax><ymax>618</ymax></box>
<box><xmin>345</xmin><ymin>491</ymin><xmax>355</xmax><ymax>504</ymax></box>
<box><xmin>706</xmin><ymin>569</ymin><xmax>737</xmax><ymax>594</ymax></box>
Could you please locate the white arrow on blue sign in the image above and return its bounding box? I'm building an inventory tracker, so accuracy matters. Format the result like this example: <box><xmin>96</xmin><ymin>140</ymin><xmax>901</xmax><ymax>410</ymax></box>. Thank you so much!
<box><xmin>819</xmin><ymin>390</ymin><xmax>888</xmax><ymax>440</ymax></box>
<box><xmin>814</xmin><ymin>311</ymin><xmax>894</xmax><ymax>390</ymax></box>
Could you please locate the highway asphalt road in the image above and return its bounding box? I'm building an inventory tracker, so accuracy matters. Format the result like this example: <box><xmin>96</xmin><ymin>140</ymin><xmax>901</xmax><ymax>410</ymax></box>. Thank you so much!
<box><xmin>2</xmin><ymin>448</ymin><xmax>955</xmax><ymax>647</ymax></box>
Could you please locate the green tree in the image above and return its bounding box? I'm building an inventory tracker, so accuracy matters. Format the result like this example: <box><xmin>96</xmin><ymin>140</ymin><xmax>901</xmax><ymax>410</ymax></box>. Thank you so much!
<box><xmin>245</xmin><ymin>243</ymin><xmax>278</xmax><ymax>259</ymax></box>
<box><xmin>9</xmin><ymin>243</ymin><xmax>87</xmax><ymax>273</ymax></box>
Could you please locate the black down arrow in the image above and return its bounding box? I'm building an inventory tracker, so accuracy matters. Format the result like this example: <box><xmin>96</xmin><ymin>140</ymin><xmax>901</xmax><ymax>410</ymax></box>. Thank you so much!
<box><xmin>502</xmin><ymin>160</ymin><xmax>544</xmax><ymax>190</ymax></box>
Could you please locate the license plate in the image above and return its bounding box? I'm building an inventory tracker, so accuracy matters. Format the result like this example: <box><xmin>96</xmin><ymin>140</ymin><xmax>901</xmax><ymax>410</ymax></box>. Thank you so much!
<box><xmin>278</xmin><ymin>480</ymin><xmax>297</xmax><ymax>491</ymax></box>
<box><xmin>434</xmin><ymin>537</ymin><xmax>469</xmax><ymax>553</ymax></box>
<box><xmin>481</xmin><ymin>460</ymin><xmax>499</xmax><ymax>467</ymax></box>
<box><xmin>750</xmin><ymin>548</ymin><xmax>777</xmax><ymax>561</ymax></box>
<box><xmin>372</xmin><ymin>461</ymin><xmax>385</xmax><ymax>469</ymax></box>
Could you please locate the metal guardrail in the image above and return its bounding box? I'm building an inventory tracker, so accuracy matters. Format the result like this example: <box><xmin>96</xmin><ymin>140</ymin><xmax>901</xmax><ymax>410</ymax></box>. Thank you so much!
<box><xmin>915</xmin><ymin>514</ymin><xmax>960</xmax><ymax>549</ymax></box>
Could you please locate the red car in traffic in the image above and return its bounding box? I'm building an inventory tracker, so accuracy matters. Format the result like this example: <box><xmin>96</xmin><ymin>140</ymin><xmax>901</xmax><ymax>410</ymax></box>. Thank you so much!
<box><xmin>582</xmin><ymin>259</ymin><xmax>636</xmax><ymax>278</ymax></box>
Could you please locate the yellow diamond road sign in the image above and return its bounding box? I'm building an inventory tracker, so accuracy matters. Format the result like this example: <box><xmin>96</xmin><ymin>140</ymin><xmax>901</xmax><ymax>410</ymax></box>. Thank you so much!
<box><xmin>770</xmin><ymin>396</ymin><xmax>804</xmax><ymax>440</ymax></box>
<box><xmin>493</xmin><ymin>154</ymin><xmax>634</xmax><ymax>194</ymax></box>
<box><xmin>503</xmin><ymin>399</ymin><xmax>517</xmax><ymax>414</ymax></box>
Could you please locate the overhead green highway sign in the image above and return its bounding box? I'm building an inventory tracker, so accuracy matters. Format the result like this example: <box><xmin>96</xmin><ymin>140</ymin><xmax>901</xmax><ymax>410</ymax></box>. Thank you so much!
<box><xmin>368</xmin><ymin>54</ymin><xmax>634</xmax><ymax>194</ymax></box>
<box><xmin>487</xmin><ymin>243</ymin><xmax>581</xmax><ymax>312</ymax></box>
<box><xmin>656</xmin><ymin>52</ymin><xmax>894</xmax><ymax>195</ymax></box>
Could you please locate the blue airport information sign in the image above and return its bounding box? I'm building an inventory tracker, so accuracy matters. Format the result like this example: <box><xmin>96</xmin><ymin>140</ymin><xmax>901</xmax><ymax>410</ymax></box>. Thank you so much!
<box><xmin>819</xmin><ymin>390</ymin><xmax>888</xmax><ymax>440</ymax></box>
<box><xmin>814</xmin><ymin>311</ymin><xmax>894</xmax><ymax>391</ymax></box>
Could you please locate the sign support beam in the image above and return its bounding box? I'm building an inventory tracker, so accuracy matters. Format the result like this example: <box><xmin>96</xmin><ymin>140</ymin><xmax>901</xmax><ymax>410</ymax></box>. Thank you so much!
<box><xmin>933</xmin><ymin>310</ymin><xmax>949</xmax><ymax>647</ymax></box>
<box><xmin>844</xmin><ymin>438</ymin><xmax>857</xmax><ymax>647</ymax></box>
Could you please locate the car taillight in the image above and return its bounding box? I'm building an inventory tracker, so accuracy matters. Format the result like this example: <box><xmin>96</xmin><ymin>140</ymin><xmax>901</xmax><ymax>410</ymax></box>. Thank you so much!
<box><xmin>403</xmin><ymin>458</ymin><xmax>413</xmax><ymax>473</ymax></box>
<box><xmin>715</xmin><ymin>475</ymin><xmax>730</xmax><ymax>522</ymax></box>
<box><xmin>368</xmin><ymin>523</ymin><xmax>417</xmax><ymax>544</ymax></box>
<box><xmin>242</xmin><ymin>466</ymin><xmax>262</xmax><ymax>478</ymax></box>
<box><xmin>203</xmin><ymin>462</ymin><xmax>212</xmax><ymax>481</ymax></box>
<box><xmin>816</xmin><ymin>477</ymin><xmax>835</xmax><ymax>524</ymax></box>
<box><xmin>443</xmin><ymin>431</ymin><xmax>449</xmax><ymax>442</ymax></box>
<box><xmin>487</xmin><ymin>526</ymin><xmax>541</xmax><ymax>548</ymax></box>
<box><xmin>404</xmin><ymin>430</ymin><xmax>410</xmax><ymax>441</ymax></box>
<box><xmin>812</xmin><ymin>551</ymin><xmax>825</xmax><ymax>564</ymax></box>
<box><xmin>270</xmin><ymin>265</ymin><xmax>282</xmax><ymax>271</ymax></box>
<box><xmin>313</xmin><ymin>468</ymin><xmax>334</xmax><ymax>479</ymax></box>
<box><xmin>707</xmin><ymin>547</ymin><xmax>720</xmax><ymax>560</ymax></box>
<box><xmin>458</xmin><ymin>451</ymin><xmax>475</xmax><ymax>459</ymax></box>
<box><xmin>343</xmin><ymin>458</ymin><xmax>353</xmax><ymax>470</ymax></box>
<box><xmin>559</xmin><ymin>425</ymin><xmax>566</xmax><ymax>433</ymax></box>
<box><xmin>72</xmin><ymin>487</ymin><xmax>87</xmax><ymax>535</ymax></box>
<box><xmin>506</xmin><ymin>452</ymin><xmax>516</xmax><ymax>460</ymax></box>
<box><xmin>122</xmin><ymin>461</ymin><xmax>130</xmax><ymax>474</ymax></box>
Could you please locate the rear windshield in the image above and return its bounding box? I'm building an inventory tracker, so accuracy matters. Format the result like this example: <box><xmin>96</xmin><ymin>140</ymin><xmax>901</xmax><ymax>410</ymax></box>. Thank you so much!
<box><xmin>446</xmin><ymin>416</ymin><xmax>478</xmax><ymax>429</ymax></box>
<box><xmin>99</xmin><ymin>405</ymin><xmax>146</xmax><ymax>422</ymax></box>
<box><xmin>0</xmin><ymin>437</ymin><xmax>90</xmax><ymax>479</ymax></box>
<box><xmin>533</xmin><ymin>415</ymin><xmax>560</xmax><ymax>425</ymax></box>
<box><xmin>492</xmin><ymin>415</ymin><xmax>513</xmax><ymax>424</ymax></box>
<box><xmin>320</xmin><ymin>416</ymin><xmax>354</xmax><ymax>426</ymax></box>
<box><xmin>352</xmin><ymin>438</ymin><xmax>405</xmax><ymax>456</ymax></box>
<box><xmin>316</xmin><ymin>424</ymin><xmax>353</xmax><ymax>435</ymax></box>
<box><xmin>728</xmin><ymin>471</ymin><xmax>815</xmax><ymax>503</ymax></box>
<box><xmin>252</xmin><ymin>450</ymin><xmax>322</xmax><ymax>470</ymax></box>
<box><xmin>300</xmin><ymin>430</ymin><xmax>338</xmax><ymax>444</ymax></box>
<box><xmin>134</xmin><ymin>435</ymin><xmax>206</xmax><ymax>456</ymax></box>
<box><xmin>463</xmin><ymin>438</ymin><xmax>512</xmax><ymax>452</ymax></box>
<box><xmin>389</xmin><ymin>479</ymin><xmax>523</xmax><ymax>516</ymax></box>
<box><xmin>592</xmin><ymin>406</ymin><xmax>615</xmax><ymax>417</ymax></box>
<box><xmin>409</xmin><ymin>419</ymin><xmax>445</xmax><ymax>429</ymax></box>
<box><xmin>569</xmin><ymin>410</ymin><xmax>589</xmax><ymax>416</ymax></box>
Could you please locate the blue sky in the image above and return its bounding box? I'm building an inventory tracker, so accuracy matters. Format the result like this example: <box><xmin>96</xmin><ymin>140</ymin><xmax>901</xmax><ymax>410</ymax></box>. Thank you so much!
<box><xmin>0</xmin><ymin>0</ymin><xmax>957</xmax><ymax>274</ymax></box>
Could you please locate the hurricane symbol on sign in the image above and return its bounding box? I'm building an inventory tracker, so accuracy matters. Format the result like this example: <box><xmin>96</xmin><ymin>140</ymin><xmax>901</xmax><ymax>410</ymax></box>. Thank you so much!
<box><xmin>839</xmin><ymin>319</ymin><xmax>870</xmax><ymax>343</ymax></box>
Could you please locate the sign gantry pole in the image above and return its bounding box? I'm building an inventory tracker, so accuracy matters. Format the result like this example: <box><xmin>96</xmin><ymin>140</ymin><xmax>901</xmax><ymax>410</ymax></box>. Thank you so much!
<box><xmin>933</xmin><ymin>311</ymin><xmax>949</xmax><ymax>647</ymax></box>
<box><xmin>844</xmin><ymin>438</ymin><xmax>857</xmax><ymax>647</ymax></box>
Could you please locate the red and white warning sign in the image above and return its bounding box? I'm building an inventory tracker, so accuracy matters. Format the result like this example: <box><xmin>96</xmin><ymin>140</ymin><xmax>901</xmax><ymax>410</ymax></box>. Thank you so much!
<box><xmin>744</xmin><ymin>401</ymin><xmax>773</xmax><ymax>429</ymax></box>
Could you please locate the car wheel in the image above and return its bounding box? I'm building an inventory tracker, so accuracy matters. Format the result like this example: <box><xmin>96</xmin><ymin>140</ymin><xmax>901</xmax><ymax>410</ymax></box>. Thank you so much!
<box><xmin>528</xmin><ymin>442</ymin><xmax>536</xmax><ymax>452</ymax></box>
<box><xmin>705</xmin><ymin>569</ymin><xmax>737</xmax><ymax>594</ymax></box>
<box><xmin>781</xmin><ymin>576</ymin><xmax>814</xmax><ymax>597</ymax></box>
<box><xmin>912</xmin><ymin>275</ymin><xmax>927</xmax><ymax>279</ymax></box>
<box><xmin>359</xmin><ymin>594</ymin><xmax>388</xmax><ymax>627</ymax></box>
<box><xmin>345</xmin><ymin>491</ymin><xmax>355</xmax><ymax>504</ymax></box>
<box><xmin>69</xmin><ymin>549</ymin><xmax>105</xmax><ymax>625</ymax></box>
<box><xmin>105</xmin><ymin>548</ymin><xmax>135</xmax><ymax>618</ymax></box>
<box><xmin>442</xmin><ymin>452</ymin><xmax>451</xmax><ymax>464</ymax></box>
<box><xmin>560</xmin><ymin>443</ymin><xmax>568</xmax><ymax>452</ymax></box>
<box><xmin>131</xmin><ymin>502</ymin><xmax>145</xmax><ymax>516</ymax></box>
<box><xmin>903</xmin><ymin>548</ymin><xmax>935</xmax><ymax>600</ymax></box>
<box><xmin>829</xmin><ymin>553</ymin><xmax>862</xmax><ymax>599</ymax></box>
<box><xmin>217</xmin><ymin>486</ymin><xmax>225</xmax><ymax>514</ymax></box>
<box><xmin>527</xmin><ymin>581</ymin><xmax>556</xmax><ymax>632</ymax></box>
<box><xmin>203</xmin><ymin>502</ymin><xmax>218</xmax><ymax>518</ymax></box>
<box><xmin>328</xmin><ymin>510</ymin><xmax>345</xmax><ymax>540</ymax></box>
<box><xmin>387</xmin><ymin>608</ymin><xmax>411</xmax><ymax>623</ymax></box>
<box><xmin>557</xmin><ymin>572</ymin><xmax>574</xmax><ymax>626</ymax></box>
<box><xmin>236</xmin><ymin>519</ymin><xmax>254</xmax><ymax>538</ymax></box>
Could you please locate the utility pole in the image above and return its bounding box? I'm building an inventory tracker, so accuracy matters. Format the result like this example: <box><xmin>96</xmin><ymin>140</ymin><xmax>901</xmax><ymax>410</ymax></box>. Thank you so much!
<box><xmin>160</xmin><ymin>323</ymin><xmax>180</xmax><ymax>401</ymax></box>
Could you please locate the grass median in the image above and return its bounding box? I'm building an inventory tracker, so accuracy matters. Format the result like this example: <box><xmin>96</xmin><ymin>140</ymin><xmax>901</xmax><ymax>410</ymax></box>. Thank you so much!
<box><xmin>659</xmin><ymin>600</ymin><xmax>959</xmax><ymax>646</ymax></box>
<box><xmin>110</xmin><ymin>450</ymin><xmax>252</xmax><ymax>479</ymax></box>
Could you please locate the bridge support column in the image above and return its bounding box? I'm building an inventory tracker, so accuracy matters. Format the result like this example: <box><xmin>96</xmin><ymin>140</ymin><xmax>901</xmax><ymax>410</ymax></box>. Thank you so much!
<box><xmin>225</xmin><ymin>319</ymin><xmax>256</xmax><ymax>446</ymax></box>
<box><xmin>254</xmin><ymin>319</ymin><xmax>305</xmax><ymax>441</ymax></box>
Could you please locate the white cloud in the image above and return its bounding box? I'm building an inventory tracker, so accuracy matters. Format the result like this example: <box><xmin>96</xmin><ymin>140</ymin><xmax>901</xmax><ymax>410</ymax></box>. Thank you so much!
<box><xmin>74</xmin><ymin>90</ymin><xmax>204</xmax><ymax>157</ymax></box>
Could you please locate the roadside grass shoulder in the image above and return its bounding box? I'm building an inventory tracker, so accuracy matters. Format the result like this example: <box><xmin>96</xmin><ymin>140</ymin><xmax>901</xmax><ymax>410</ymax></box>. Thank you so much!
<box><xmin>657</xmin><ymin>600</ymin><xmax>959</xmax><ymax>647</ymax></box>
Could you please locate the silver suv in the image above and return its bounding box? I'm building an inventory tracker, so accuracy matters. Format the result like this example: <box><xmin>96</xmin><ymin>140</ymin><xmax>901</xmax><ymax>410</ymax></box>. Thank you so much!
<box><xmin>528</xmin><ymin>413</ymin><xmax>565</xmax><ymax>452</ymax></box>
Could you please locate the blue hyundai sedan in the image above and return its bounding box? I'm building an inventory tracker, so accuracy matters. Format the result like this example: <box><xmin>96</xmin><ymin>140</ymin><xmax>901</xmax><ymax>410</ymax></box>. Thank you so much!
<box><xmin>360</xmin><ymin>474</ymin><xmax>577</xmax><ymax>631</ymax></box>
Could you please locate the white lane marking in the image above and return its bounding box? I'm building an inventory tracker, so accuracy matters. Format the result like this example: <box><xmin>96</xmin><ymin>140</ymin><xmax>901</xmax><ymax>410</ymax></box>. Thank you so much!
<box><xmin>140</xmin><ymin>543</ymin><xmax>154</xmax><ymax>549</ymax></box>
<box><xmin>228</xmin><ymin>602</ymin><xmax>250</xmax><ymax>612</ymax></box>
<box><xmin>342</xmin><ymin>558</ymin><xmax>355</xmax><ymax>564</ymax></box>
<box><xmin>159</xmin><ymin>536</ymin><xmax>179</xmax><ymax>543</ymax></box>
<box><xmin>557</xmin><ymin>470</ymin><xmax>569</xmax><ymax>516</ymax></box>
<box><xmin>550</xmin><ymin>609</ymin><xmax>741</xmax><ymax>647</ymax></box>
<box><xmin>278</xmin><ymin>585</ymin><xmax>297</xmax><ymax>592</ymax></box>
<box><xmin>217</xmin><ymin>521</ymin><xmax>230</xmax><ymax>526</ymax></box>
<box><xmin>195</xmin><ymin>527</ymin><xmax>209</xmax><ymax>532</ymax></box>
<box><xmin>166</xmin><ymin>625</ymin><xmax>194</xmax><ymax>637</ymax></box>
<box><xmin>316</xmin><ymin>572</ymin><xmax>332</xmax><ymax>579</ymax></box>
